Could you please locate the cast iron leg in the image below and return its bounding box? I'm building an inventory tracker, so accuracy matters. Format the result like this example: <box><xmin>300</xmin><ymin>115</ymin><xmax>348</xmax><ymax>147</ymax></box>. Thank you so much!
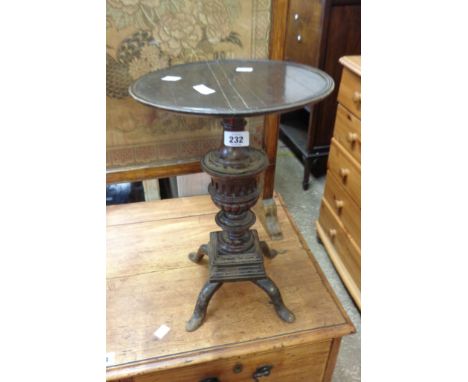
<box><xmin>186</xmin><ymin>281</ymin><xmax>223</xmax><ymax>332</ymax></box>
<box><xmin>260</xmin><ymin>241</ymin><xmax>278</xmax><ymax>259</ymax></box>
<box><xmin>253</xmin><ymin>277</ymin><xmax>295</xmax><ymax>323</ymax></box>
<box><xmin>188</xmin><ymin>244</ymin><xmax>208</xmax><ymax>263</ymax></box>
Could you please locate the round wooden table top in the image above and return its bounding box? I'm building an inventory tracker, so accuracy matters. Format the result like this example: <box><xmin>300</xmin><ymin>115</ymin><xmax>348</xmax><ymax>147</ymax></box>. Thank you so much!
<box><xmin>129</xmin><ymin>59</ymin><xmax>334</xmax><ymax>117</ymax></box>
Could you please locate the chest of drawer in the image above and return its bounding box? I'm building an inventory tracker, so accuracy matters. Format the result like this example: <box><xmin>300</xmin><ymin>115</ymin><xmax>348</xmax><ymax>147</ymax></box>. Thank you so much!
<box><xmin>333</xmin><ymin>104</ymin><xmax>361</xmax><ymax>163</ymax></box>
<box><xmin>337</xmin><ymin>67</ymin><xmax>361</xmax><ymax>119</ymax></box>
<box><xmin>327</xmin><ymin>139</ymin><xmax>361</xmax><ymax>206</ymax></box>
<box><xmin>318</xmin><ymin>199</ymin><xmax>360</xmax><ymax>289</ymax></box>
<box><xmin>323</xmin><ymin>171</ymin><xmax>360</xmax><ymax>246</ymax></box>
<box><xmin>134</xmin><ymin>340</ymin><xmax>332</xmax><ymax>382</ymax></box>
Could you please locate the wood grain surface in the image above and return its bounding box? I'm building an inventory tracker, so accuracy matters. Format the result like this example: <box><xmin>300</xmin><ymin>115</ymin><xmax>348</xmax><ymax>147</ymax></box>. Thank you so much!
<box><xmin>318</xmin><ymin>199</ymin><xmax>360</xmax><ymax>288</ymax></box>
<box><xmin>316</xmin><ymin>202</ymin><xmax>361</xmax><ymax>309</ymax></box>
<box><xmin>327</xmin><ymin>139</ymin><xmax>361</xmax><ymax>206</ymax></box>
<box><xmin>316</xmin><ymin>55</ymin><xmax>361</xmax><ymax>309</ymax></box>
<box><xmin>337</xmin><ymin>66</ymin><xmax>361</xmax><ymax>119</ymax></box>
<box><xmin>323</xmin><ymin>171</ymin><xmax>361</xmax><ymax>246</ymax></box>
<box><xmin>339</xmin><ymin>55</ymin><xmax>361</xmax><ymax>77</ymax></box>
<box><xmin>135</xmin><ymin>340</ymin><xmax>332</xmax><ymax>382</ymax></box>
<box><xmin>333</xmin><ymin>104</ymin><xmax>361</xmax><ymax>163</ymax></box>
<box><xmin>284</xmin><ymin>0</ymin><xmax>324</xmax><ymax>66</ymax></box>
<box><xmin>107</xmin><ymin>194</ymin><xmax>354</xmax><ymax>380</ymax></box>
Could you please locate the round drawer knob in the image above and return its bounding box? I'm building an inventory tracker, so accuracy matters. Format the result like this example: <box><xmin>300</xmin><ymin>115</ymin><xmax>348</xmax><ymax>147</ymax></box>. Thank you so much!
<box><xmin>297</xmin><ymin>34</ymin><xmax>302</xmax><ymax>42</ymax></box>
<box><xmin>334</xmin><ymin>199</ymin><xmax>344</xmax><ymax>210</ymax></box>
<box><xmin>329</xmin><ymin>228</ymin><xmax>337</xmax><ymax>238</ymax></box>
<box><xmin>352</xmin><ymin>91</ymin><xmax>361</xmax><ymax>104</ymax></box>
<box><xmin>294</xmin><ymin>13</ymin><xmax>299</xmax><ymax>21</ymax></box>
<box><xmin>339</xmin><ymin>168</ymin><xmax>350</xmax><ymax>179</ymax></box>
<box><xmin>347</xmin><ymin>132</ymin><xmax>358</xmax><ymax>144</ymax></box>
<box><xmin>233</xmin><ymin>363</ymin><xmax>243</xmax><ymax>374</ymax></box>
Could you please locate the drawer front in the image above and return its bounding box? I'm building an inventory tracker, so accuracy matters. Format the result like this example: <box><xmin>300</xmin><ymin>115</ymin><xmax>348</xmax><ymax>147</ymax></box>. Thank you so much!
<box><xmin>135</xmin><ymin>340</ymin><xmax>332</xmax><ymax>382</ymax></box>
<box><xmin>318</xmin><ymin>199</ymin><xmax>360</xmax><ymax>289</ymax></box>
<box><xmin>323</xmin><ymin>171</ymin><xmax>361</xmax><ymax>246</ymax></box>
<box><xmin>337</xmin><ymin>67</ymin><xmax>361</xmax><ymax>119</ymax></box>
<box><xmin>328</xmin><ymin>139</ymin><xmax>361</xmax><ymax>206</ymax></box>
<box><xmin>284</xmin><ymin>0</ymin><xmax>323</xmax><ymax>66</ymax></box>
<box><xmin>333</xmin><ymin>104</ymin><xmax>361</xmax><ymax>164</ymax></box>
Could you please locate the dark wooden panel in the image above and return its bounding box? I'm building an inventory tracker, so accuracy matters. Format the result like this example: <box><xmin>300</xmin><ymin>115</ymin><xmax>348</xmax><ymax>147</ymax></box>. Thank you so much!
<box><xmin>311</xmin><ymin>4</ymin><xmax>361</xmax><ymax>148</ymax></box>
<box><xmin>284</xmin><ymin>0</ymin><xmax>323</xmax><ymax>66</ymax></box>
<box><xmin>263</xmin><ymin>0</ymin><xmax>289</xmax><ymax>199</ymax></box>
<box><xmin>278</xmin><ymin>0</ymin><xmax>360</xmax><ymax>185</ymax></box>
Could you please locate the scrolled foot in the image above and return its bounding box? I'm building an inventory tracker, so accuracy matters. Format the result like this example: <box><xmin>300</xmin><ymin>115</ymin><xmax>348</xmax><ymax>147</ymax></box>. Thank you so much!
<box><xmin>186</xmin><ymin>314</ymin><xmax>204</xmax><ymax>332</ymax></box>
<box><xmin>186</xmin><ymin>281</ymin><xmax>222</xmax><ymax>332</ymax></box>
<box><xmin>274</xmin><ymin>302</ymin><xmax>296</xmax><ymax>323</ymax></box>
<box><xmin>188</xmin><ymin>244</ymin><xmax>208</xmax><ymax>263</ymax></box>
<box><xmin>253</xmin><ymin>277</ymin><xmax>295</xmax><ymax>323</ymax></box>
<box><xmin>260</xmin><ymin>241</ymin><xmax>278</xmax><ymax>259</ymax></box>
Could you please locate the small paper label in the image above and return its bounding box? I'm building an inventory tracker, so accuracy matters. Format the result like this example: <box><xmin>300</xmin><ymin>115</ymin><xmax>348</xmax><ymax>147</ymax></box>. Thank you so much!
<box><xmin>193</xmin><ymin>84</ymin><xmax>216</xmax><ymax>95</ymax></box>
<box><xmin>224</xmin><ymin>131</ymin><xmax>249</xmax><ymax>147</ymax></box>
<box><xmin>161</xmin><ymin>75</ymin><xmax>181</xmax><ymax>81</ymax></box>
<box><xmin>236</xmin><ymin>67</ymin><xmax>253</xmax><ymax>72</ymax></box>
<box><xmin>154</xmin><ymin>324</ymin><xmax>171</xmax><ymax>340</ymax></box>
<box><xmin>106</xmin><ymin>352</ymin><xmax>115</xmax><ymax>366</ymax></box>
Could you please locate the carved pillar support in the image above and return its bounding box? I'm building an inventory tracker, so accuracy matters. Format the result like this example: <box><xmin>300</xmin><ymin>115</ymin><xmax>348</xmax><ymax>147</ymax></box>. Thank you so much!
<box><xmin>186</xmin><ymin>117</ymin><xmax>294</xmax><ymax>331</ymax></box>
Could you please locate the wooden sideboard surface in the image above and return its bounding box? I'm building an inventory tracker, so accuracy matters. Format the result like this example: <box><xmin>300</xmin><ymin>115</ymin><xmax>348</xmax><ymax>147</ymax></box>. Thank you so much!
<box><xmin>317</xmin><ymin>55</ymin><xmax>361</xmax><ymax>309</ymax></box>
<box><xmin>107</xmin><ymin>194</ymin><xmax>355</xmax><ymax>381</ymax></box>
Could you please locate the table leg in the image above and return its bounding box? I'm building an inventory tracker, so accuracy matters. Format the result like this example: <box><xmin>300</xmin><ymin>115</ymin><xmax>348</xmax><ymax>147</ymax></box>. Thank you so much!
<box><xmin>259</xmin><ymin>240</ymin><xmax>278</xmax><ymax>259</ymax></box>
<box><xmin>186</xmin><ymin>281</ymin><xmax>223</xmax><ymax>332</ymax></box>
<box><xmin>188</xmin><ymin>244</ymin><xmax>208</xmax><ymax>263</ymax></box>
<box><xmin>252</xmin><ymin>277</ymin><xmax>295</xmax><ymax>323</ymax></box>
<box><xmin>186</xmin><ymin>117</ymin><xmax>293</xmax><ymax>331</ymax></box>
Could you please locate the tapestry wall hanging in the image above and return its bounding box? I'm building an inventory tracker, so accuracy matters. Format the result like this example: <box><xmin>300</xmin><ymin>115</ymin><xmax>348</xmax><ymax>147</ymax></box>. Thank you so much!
<box><xmin>106</xmin><ymin>0</ymin><xmax>272</xmax><ymax>171</ymax></box>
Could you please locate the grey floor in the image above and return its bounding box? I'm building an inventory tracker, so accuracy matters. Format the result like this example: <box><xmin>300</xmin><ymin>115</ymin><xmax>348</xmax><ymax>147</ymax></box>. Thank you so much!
<box><xmin>274</xmin><ymin>142</ymin><xmax>361</xmax><ymax>382</ymax></box>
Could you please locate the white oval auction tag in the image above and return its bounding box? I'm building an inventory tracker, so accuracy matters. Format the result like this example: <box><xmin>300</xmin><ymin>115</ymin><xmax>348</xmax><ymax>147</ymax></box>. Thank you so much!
<box><xmin>224</xmin><ymin>131</ymin><xmax>249</xmax><ymax>147</ymax></box>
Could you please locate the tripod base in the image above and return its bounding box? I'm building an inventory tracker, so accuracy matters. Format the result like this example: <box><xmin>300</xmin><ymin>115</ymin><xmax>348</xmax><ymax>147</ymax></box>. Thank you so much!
<box><xmin>186</xmin><ymin>231</ymin><xmax>295</xmax><ymax>332</ymax></box>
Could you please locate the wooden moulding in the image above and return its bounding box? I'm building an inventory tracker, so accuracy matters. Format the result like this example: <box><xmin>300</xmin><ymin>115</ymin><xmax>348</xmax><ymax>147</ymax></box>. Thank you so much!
<box><xmin>339</xmin><ymin>55</ymin><xmax>361</xmax><ymax>77</ymax></box>
<box><xmin>106</xmin><ymin>161</ymin><xmax>201</xmax><ymax>184</ymax></box>
<box><xmin>322</xmin><ymin>337</ymin><xmax>342</xmax><ymax>382</ymax></box>
<box><xmin>333</xmin><ymin>104</ymin><xmax>361</xmax><ymax>164</ymax></box>
<box><xmin>316</xmin><ymin>220</ymin><xmax>361</xmax><ymax>309</ymax></box>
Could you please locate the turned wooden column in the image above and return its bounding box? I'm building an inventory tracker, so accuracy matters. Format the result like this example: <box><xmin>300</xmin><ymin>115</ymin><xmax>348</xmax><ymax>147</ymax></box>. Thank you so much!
<box><xmin>186</xmin><ymin>117</ymin><xmax>294</xmax><ymax>331</ymax></box>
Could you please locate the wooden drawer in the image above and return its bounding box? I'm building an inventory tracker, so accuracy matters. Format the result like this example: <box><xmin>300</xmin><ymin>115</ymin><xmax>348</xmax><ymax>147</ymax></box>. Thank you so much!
<box><xmin>333</xmin><ymin>104</ymin><xmax>361</xmax><ymax>163</ymax></box>
<box><xmin>284</xmin><ymin>0</ymin><xmax>323</xmax><ymax>66</ymax></box>
<box><xmin>337</xmin><ymin>67</ymin><xmax>361</xmax><ymax>119</ymax></box>
<box><xmin>318</xmin><ymin>199</ymin><xmax>360</xmax><ymax>289</ymax></box>
<box><xmin>135</xmin><ymin>340</ymin><xmax>332</xmax><ymax>382</ymax></box>
<box><xmin>327</xmin><ymin>139</ymin><xmax>361</xmax><ymax>206</ymax></box>
<box><xmin>323</xmin><ymin>171</ymin><xmax>360</xmax><ymax>246</ymax></box>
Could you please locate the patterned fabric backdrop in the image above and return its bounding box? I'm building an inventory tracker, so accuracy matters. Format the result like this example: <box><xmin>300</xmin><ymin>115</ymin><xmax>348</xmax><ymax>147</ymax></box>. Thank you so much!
<box><xmin>106</xmin><ymin>0</ymin><xmax>272</xmax><ymax>171</ymax></box>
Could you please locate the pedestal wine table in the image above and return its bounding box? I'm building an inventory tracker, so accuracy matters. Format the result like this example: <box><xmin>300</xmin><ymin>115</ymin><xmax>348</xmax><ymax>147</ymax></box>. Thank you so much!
<box><xmin>129</xmin><ymin>59</ymin><xmax>334</xmax><ymax>332</ymax></box>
